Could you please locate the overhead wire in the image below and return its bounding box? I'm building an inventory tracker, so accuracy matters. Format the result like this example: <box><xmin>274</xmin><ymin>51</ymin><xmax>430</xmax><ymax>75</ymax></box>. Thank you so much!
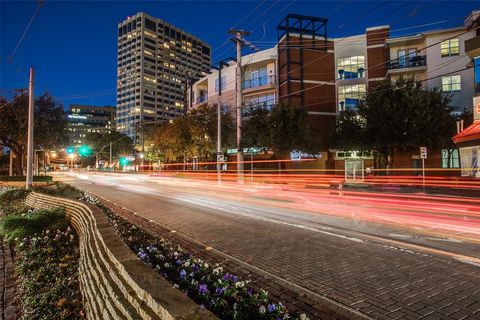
<box><xmin>8</xmin><ymin>0</ymin><xmax>44</xmax><ymax>62</ymax></box>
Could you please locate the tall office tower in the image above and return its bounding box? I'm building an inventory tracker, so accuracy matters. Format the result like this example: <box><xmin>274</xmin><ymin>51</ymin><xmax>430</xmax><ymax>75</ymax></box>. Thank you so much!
<box><xmin>116</xmin><ymin>12</ymin><xmax>211</xmax><ymax>147</ymax></box>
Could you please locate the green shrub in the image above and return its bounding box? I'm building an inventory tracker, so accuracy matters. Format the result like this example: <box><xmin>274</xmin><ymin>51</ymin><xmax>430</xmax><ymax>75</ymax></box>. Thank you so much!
<box><xmin>0</xmin><ymin>208</ymin><xmax>68</xmax><ymax>240</ymax></box>
<box><xmin>33</xmin><ymin>182</ymin><xmax>84</xmax><ymax>199</ymax></box>
<box><xmin>0</xmin><ymin>176</ymin><xmax>53</xmax><ymax>182</ymax></box>
<box><xmin>0</xmin><ymin>188</ymin><xmax>30</xmax><ymax>207</ymax></box>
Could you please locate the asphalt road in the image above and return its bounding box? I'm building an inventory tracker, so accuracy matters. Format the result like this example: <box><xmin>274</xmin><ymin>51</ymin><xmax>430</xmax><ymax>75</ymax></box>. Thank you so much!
<box><xmin>60</xmin><ymin>172</ymin><xmax>480</xmax><ymax>319</ymax></box>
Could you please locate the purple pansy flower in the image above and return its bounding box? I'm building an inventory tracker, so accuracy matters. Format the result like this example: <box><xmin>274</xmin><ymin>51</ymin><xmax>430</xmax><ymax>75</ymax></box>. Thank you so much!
<box><xmin>268</xmin><ymin>303</ymin><xmax>276</xmax><ymax>312</ymax></box>
<box><xmin>198</xmin><ymin>283</ymin><xmax>208</xmax><ymax>295</ymax></box>
<box><xmin>179</xmin><ymin>269</ymin><xmax>187</xmax><ymax>279</ymax></box>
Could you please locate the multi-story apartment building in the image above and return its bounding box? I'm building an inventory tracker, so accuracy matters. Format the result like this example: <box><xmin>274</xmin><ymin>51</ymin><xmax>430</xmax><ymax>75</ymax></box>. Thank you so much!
<box><xmin>189</xmin><ymin>47</ymin><xmax>277</xmax><ymax>113</ymax></box>
<box><xmin>453</xmin><ymin>10</ymin><xmax>480</xmax><ymax>177</ymax></box>
<box><xmin>66</xmin><ymin>105</ymin><xmax>115</xmax><ymax>146</ymax></box>
<box><xmin>188</xmin><ymin>11</ymin><xmax>479</xmax><ymax>172</ymax></box>
<box><xmin>116</xmin><ymin>12</ymin><xmax>211</xmax><ymax>146</ymax></box>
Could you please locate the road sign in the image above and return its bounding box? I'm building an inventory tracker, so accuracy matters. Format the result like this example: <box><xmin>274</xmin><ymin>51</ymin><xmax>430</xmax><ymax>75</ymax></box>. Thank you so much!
<box><xmin>420</xmin><ymin>146</ymin><xmax>427</xmax><ymax>159</ymax></box>
<box><xmin>217</xmin><ymin>154</ymin><xmax>224</xmax><ymax>162</ymax></box>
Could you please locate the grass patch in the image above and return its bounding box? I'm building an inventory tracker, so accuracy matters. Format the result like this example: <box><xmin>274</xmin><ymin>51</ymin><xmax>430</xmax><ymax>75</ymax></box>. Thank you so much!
<box><xmin>0</xmin><ymin>208</ymin><xmax>69</xmax><ymax>241</ymax></box>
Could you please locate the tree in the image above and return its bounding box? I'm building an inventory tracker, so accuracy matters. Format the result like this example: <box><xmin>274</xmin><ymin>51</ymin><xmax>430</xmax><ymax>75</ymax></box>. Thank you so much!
<box><xmin>332</xmin><ymin>109</ymin><xmax>366</xmax><ymax>151</ymax></box>
<box><xmin>268</xmin><ymin>103</ymin><xmax>318</xmax><ymax>158</ymax></box>
<box><xmin>242</xmin><ymin>107</ymin><xmax>270</xmax><ymax>151</ymax></box>
<box><xmin>84</xmin><ymin>131</ymin><xmax>133</xmax><ymax>161</ymax></box>
<box><xmin>151</xmin><ymin>104</ymin><xmax>235</xmax><ymax>163</ymax></box>
<box><xmin>0</xmin><ymin>91</ymin><xmax>68</xmax><ymax>175</ymax></box>
<box><xmin>333</xmin><ymin>78</ymin><xmax>457</xmax><ymax>171</ymax></box>
<box><xmin>243</xmin><ymin>104</ymin><xmax>319</xmax><ymax>159</ymax></box>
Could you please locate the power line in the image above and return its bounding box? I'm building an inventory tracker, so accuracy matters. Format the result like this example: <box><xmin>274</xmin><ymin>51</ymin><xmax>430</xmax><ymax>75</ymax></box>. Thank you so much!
<box><xmin>8</xmin><ymin>0</ymin><xmax>44</xmax><ymax>62</ymax></box>
<box><xmin>0</xmin><ymin>90</ymin><xmax>28</xmax><ymax>111</ymax></box>
<box><xmin>232</xmin><ymin>0</ymin><xmax>268</xmax><ymax>29</ymax></box>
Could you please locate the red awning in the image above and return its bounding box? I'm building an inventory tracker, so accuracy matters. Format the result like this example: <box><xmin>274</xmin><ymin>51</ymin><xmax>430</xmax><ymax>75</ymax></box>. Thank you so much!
<box><xmin>453</xmin><ymin>122</ymin><xmax>480</xmax><ymax>144</ymax></box>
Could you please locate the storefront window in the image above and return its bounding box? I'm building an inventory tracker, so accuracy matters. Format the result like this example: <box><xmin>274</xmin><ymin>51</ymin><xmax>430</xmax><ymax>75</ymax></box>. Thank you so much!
<box><xmin>441</xmin><ymin>149</ymin><xmax>460</xmax><ymax>168</ymax></box>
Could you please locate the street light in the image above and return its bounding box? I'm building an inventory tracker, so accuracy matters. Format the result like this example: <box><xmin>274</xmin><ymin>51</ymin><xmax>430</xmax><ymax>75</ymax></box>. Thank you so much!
<box><xmin>68</xmin><ymin>153</ymin><xmax>75</xmax><ymax>169</ymax></box>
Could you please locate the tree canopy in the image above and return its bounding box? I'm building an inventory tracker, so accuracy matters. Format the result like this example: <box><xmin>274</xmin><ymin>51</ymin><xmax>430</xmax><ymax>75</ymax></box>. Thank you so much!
<box><xmin>148</xmin><ymin>104</ymin><xmax>235</xmax><ymax>162</ymax></box>
<box><xmin>84</xmin><ymin>131</ymin><xmax>133</xmax><ymax>159</ymax></box>
<box><xmin>333</xmin><ymin>78</ymin><xmax>457</xmax><ymax>168</ymax></box>
<box><xmin>0</xmin><ymin>91</ymin><xmax>68</xmax><ymax>175</ymax></box>
<box><xmin>243</xmin><ymin>104</ymin><xmax>319</xmax><ymax>158</ymax></box>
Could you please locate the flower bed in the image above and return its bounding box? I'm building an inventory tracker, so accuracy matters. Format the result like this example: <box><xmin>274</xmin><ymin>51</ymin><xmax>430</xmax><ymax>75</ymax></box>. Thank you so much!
<box><xmin>0</xmin><ymin>188</ymin><xmax>84</xmax><ymax>320</ymax></box>
<box><xmin>81</xmin><ymin>194</ymin><xmax>307</xmax><ymax>320</ymax></box>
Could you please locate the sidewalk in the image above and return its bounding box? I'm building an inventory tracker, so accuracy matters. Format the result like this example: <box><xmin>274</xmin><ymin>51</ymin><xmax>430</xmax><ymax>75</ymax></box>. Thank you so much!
<box><xmin>0</xmin><ymin>238</ymin><xmax>16</xmax><ymax>320</ymax></box>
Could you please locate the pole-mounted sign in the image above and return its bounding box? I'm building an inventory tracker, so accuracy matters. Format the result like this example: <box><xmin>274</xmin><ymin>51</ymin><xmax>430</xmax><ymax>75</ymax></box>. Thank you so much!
<box><xmin>420</xmin><ymin>146</ymin><xmax>427</xmax><ymax>159</ymax></box>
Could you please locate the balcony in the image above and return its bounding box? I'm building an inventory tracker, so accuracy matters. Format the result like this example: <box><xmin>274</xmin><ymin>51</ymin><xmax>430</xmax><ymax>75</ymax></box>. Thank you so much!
<box><xmin>242</xmin><ymin>75</ymin><xmax>276</xmax><ymax>90</ymax></box>
<box><xmin>465</xmin><ymin>36</ymin><xmax>480</xmax><ymax>59</ymax></box>
<box><xmin>196</xmin><ymin>95</ymin><xmax>208</xmax><ymax>104</ymax></box>
<box><xmin>387</xmin><ymin>55</ymin><xmax>427</xmax><ymax>72</ymax></box>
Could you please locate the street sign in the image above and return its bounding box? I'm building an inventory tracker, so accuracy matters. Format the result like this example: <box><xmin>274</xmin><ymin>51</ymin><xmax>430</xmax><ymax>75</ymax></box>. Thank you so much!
<box><xmin>420</xmin><ymin>146</ymin><xmax>427</xmax><ymax>159</ymax></box>
<box><xmin>217</xmin><ymin>154</ymin><xmax>224</xmax><ymax>162</ymax></box>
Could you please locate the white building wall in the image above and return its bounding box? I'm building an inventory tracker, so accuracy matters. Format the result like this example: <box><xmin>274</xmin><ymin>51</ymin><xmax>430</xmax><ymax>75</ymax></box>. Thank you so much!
<box><xmin>425</xmin><ymin>28</ymin><xmax>476</xmax><ymax>114</ymax></box>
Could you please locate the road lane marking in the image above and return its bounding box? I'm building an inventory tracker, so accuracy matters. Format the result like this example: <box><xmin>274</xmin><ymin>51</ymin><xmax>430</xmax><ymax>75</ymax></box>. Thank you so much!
<box><xmin>426</xmin><ymin>237</ymin><xmax>463</xmax><ymax>243</ymax></box>
<box><xmin>389</xmin><ymin>234</ymin><xmax>414</xmax><ymax>239</ymax></box>
<box><xmin>179</xmin><ymin>197</ymin><xmax>367</xmax><ymax>244</ymax></box>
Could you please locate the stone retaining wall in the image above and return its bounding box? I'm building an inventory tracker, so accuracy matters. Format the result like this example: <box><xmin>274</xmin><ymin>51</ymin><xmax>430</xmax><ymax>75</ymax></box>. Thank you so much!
<box><xmin>25</xmin><ymin>192</ymin><xmax>216</xmax><ymax>320</ymax></box>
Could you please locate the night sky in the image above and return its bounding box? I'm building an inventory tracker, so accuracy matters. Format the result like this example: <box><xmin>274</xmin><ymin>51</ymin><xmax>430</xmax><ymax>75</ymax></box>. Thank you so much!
<box><xmin>1</xmin><ymin>0</ymin><xmax>479</xmax><ymax>108</ymax></box>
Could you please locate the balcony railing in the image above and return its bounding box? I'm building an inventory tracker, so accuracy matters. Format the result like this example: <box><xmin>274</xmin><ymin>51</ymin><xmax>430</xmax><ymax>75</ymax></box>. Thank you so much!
<box><xmin>196</xmin><ymin>95</ymin><xmax>208</xmax><ymax>104</ymax></box>
<box><xmin>242</xmin><ymin>75</ymin><xmax>276</xmax><ymax>89</ymax></box>
<box><xmin>387</xmin><ymin>55</ymin><xmax>426</xmax><ymax>70</ymax></box>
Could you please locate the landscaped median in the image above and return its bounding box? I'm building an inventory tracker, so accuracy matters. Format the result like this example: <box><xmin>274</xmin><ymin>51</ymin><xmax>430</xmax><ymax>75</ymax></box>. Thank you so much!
<box><xmin>0</xmin><ymin>184</ymin><xmax>307</xmax><ymax>319</ymax></box>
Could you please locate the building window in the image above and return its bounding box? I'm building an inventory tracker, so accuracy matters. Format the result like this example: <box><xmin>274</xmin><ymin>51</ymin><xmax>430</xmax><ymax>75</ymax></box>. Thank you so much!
<box><xmin>244</xmin><ymin>92</ymin><xmax>276</xmax><ymax>110</ymax></box>
<box><xmin>338</xmin><ymin>84</ymin><xmax>366</xmax><ymax>111</ymax></box>
<box><xmin>215</xmin><ymin>76</ymin><xmax>227</xmax><ymax>92</ymax></box>
<box><xmin>243</xmin><ymin>66</ymin><xmax>270</xmax><ymax>88</ymax></box>
<box><xmin>442</xmin><ymin>75</ymin><xmax>461</xmax><ymax>92</ymax></box>
<box><xmin>442</xmin><ymin>149</ymin><xmax>460</xmax><ymax>168</ymax></box>
<box><xmin>440</xmin><ymin>38</ymin><xmax>460</xmax><ymax>57</ymax></box>
<box><xmin>337</xmin><ymin>56</ymin><xmax>365</xmax><ymax>79</ymax></box>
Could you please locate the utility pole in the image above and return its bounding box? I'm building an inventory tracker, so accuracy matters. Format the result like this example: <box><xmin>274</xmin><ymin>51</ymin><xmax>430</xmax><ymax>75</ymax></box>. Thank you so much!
<box><xmin>217</xmin><ymin>61</ymin><xmax>228</xmax><ymax>182</ymax></box>
<box><xmin>109</xmin><ymin>141</ymin><xmax>112</xmax><ymax>171</ymax></box>
<box><xmin>26</xmin><ymin>67</ymin><xmax>34</xmax><ymax>189</ymax></box>
<box><xmin>229</xmin><ymin>29</ymin><xmax>250</xmax><ymax>182</ymax></box>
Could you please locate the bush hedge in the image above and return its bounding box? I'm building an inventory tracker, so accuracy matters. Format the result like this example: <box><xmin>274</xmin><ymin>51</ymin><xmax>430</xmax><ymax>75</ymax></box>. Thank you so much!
<box><xmin>0</xmin><ymin>176</ymin><xmax>53</xmax><ymax>182</ymax></box>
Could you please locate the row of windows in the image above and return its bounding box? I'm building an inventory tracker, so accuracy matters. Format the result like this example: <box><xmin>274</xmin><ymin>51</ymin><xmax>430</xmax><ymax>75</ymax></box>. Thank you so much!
<box><xmin>336</xmin><ymin>74</ymin><xmax>463</xmax><ymax>111</ymax></box>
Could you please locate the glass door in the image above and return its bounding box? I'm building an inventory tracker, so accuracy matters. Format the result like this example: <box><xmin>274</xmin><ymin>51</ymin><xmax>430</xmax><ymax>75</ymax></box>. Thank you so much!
<box><xmin>250</xmin><ymin>70</ymin><xmax>259</xmax><ymax>88</ymax></box>
<box><xmin>398</xmin><ymin>50</ymin><xmax>406</xmax><ymax>67</ymax></box>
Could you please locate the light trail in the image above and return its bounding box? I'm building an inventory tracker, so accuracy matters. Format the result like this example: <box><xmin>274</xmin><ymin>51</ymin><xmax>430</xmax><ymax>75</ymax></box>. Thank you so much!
<box><xmin>71</xmin><ymin>170</ymin><xmax>480</xmax><ymax>243</ymax></box>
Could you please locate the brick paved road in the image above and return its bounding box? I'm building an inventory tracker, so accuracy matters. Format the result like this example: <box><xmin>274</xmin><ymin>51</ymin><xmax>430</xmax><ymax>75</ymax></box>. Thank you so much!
<box><xmin>65</xmin><ymin>173</ymin><xmax>480</xmax><ymax>320</ymax></box>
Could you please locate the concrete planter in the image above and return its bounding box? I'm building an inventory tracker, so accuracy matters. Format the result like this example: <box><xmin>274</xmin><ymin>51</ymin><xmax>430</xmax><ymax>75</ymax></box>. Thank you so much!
<box><xmin>25</xmin><ymin>192</ymin><xmax>216</xmax><ymax>320</ymax></box>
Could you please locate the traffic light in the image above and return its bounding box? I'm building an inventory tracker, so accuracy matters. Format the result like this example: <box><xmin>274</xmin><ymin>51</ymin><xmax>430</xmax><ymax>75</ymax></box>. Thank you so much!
<box><xmin>78</xmin><ymin>145</ymin><xmax>92</xmax><ymax>157</ymax></box>
<box><xmin>119</xmin><ymin>157</ymin><xmax>129</xmax><ymax>166</ymax></box>
<box><xmin>66</xmin><ymin>146</ymin><xmax>75</xmax><ymax>154</ymax></box>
